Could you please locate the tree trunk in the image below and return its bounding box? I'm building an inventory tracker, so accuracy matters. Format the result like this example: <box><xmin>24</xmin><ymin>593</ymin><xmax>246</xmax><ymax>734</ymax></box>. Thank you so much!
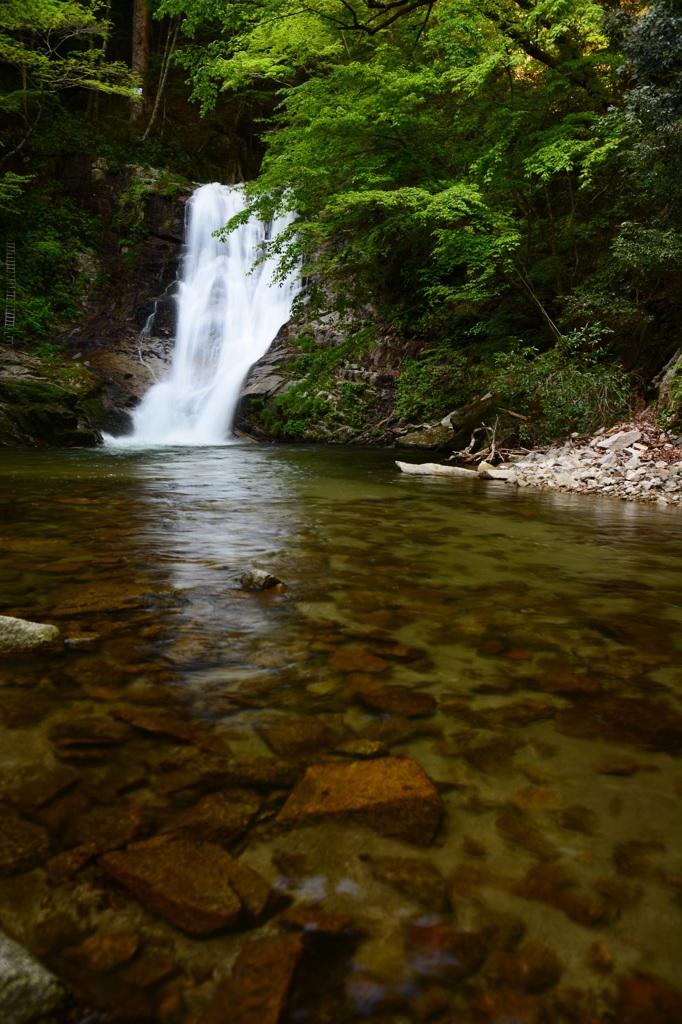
<box><xmin>131</xmin><ymin>0</ymin><xmax>150</xmax><ymax>121</ymax></box>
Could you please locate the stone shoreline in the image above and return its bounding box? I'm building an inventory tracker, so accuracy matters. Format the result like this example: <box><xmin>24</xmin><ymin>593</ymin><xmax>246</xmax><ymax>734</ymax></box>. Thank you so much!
<box><xmin>399</xmin><ymin>416</ymin><xmax>682</xmax><ymax>508</ymax></box>
<box><xmin>501</xmin><ymin>423</ymin><xmax>682</xmax><ymax>507</ymax></box>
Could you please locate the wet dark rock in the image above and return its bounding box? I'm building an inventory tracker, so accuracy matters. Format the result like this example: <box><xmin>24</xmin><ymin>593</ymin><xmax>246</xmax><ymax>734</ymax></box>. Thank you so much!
<box><xmin>351</xmin><ymin>684</ymin><xmax>437</xmax><ymax>719</ymax></box>
<box><xmin>465</xmin><ymin>737</ymin><xmax>525</xmax><ymax>774</ymax></box>
<box><xmin>496</xmin><ymin>811</ymin><xmax>560</xmax><ymax>861</ymax></box>
<box><xmin>70</xmin><ymin>804</ymin><xmax>146</xmax><ymax>850</ymax></box>
<box><xmin>616</xmin><ymin>974</ymin><xmax>682</xmax><ymax>1024</ymax></box>
<box><xmin>464</xmin><ymin>699</ymin><xmax>558</xmax><ymax>729</ymax></box>
<box><xmin>161</xmin><ymin>790</ymin><xmax>261</xmax><ymax>846</ymax></box>
<box><xmin>120</xmin><ymin>949</ymin><xmax>177</xmax><ymax>989</ymax></box>
<box><xmin>75</xmin><ymin>931</ymin><xmax>141</xmax><ymax>973</ymax></box>
<box><xmin>586</xmin><ymin>940</ymin><xmax>614</xmax><ymax>974</ymax></box>
<box><xmin>199</xmin><ymin>934</ymin><xmax>303</xmax><ymax>1024</ymax></box>
<box><xmin>278</xmin><ymin>905</ymin><xmax>360</xmax><ymax>936</ymax></box>
<box><xmin>0</xmin><ymin>690</ymin><xmax>57</xmax><ymax>729</ymax></box>
<box><xmin>48</xmin><ymin>715</ymin><xmax>132</xmax><ymax>762</ymax></box>
<box><xmin>255</xmin><ymin>718</ymin><xmax>347</xmax><ymax>762</ymax></box>
<box><xmin>329</xmin><ymin>649</ymin><xmax>391</xmax><ymax>674</ymax></box>
<box><xmin>274</xmin><ymin>757</ymin><xmax>444</xmax><ymax>846</ymax></box>
<box><xmin>405</xmin><ymin>920</ymin><xmax>488</xmax><ymax>980</ymax></box>
<box><xmin>554</xmin><ymin>698</ymin><xmax>682</xmax><ymax>752</ymax></box>
<box><xmin>360</xmin><ymin>715</ymin><xmax>441</xmax><ymax>747</ymax></box>
<box><xmin>100</xmin><ymin>837</ymin><xmax>271</xmax><ymax>936</ymax></box>
<box><xmin>0</xmin><ymin>808</ymin><xmax>50</xmax><ymax>877</ymax></box>
<box><xmin>596</xmin><ymin>756</ymin><xmax>654</xmax><ymax>776</ymax></box>
<box><xmin>612</xmin><ymin>839</ymin><xmax>667</xmax><ymax>878</ymax></box>
<box><xmin>239</xmin><ymin>570</ymin><xmax>287</xmax><ymax>593</ymax></box>
<box><xmin>363</xmin><ymin>856</ymin><xmax>447</xmax><ymax>911</ymax></box>
<box><xmin>409</xmin><ymin>985</ymin><xmax>453</xmax><ymax>1022</ymax></box>
<box><xmin>485</xmin><ymin>941</ymin><xmax>563</xmax><ymax>993</ymax></box>
<box><xmin>515</xmin><ymin>864</ymin><xmax>608</xmax><ymax>927</ymax></box>
<box><xmin>532</xmin><ymin>667</ymin><xmax>605</xmax><ymax>696</ymax></box>
<box><xmin>335</xmin><ymin>738</ymin><xmax>390</xmax><ymax>759</ymax></box>
<box><xmin>0</xmin><ymin>764</ymin><xmax>81</xmax><ymax>809</ymax></box>
<box><xmin>47</xmin><ymin>843</ymin><xmax>100</xmax><ymax>884</ymax></box>
<box><xmin>593</xmin><ymin>876</ymin><xmax>642</xmax><ymax>908</ymax></box>
<box><xmin>483</xmin><ymin>911</ymin><xmax>527</xmax><ymax>952</ymax></box>
<box><xmin>559</xmin><ymin>805</ymin><xmax>599</xmax><ymax>835</ymax></box>
<box><xmin>219</xmin><ymin>758</ymin><xmax>302</xmax><ymax>790</ymax></box>
<box><xmin>0</xmin><ymin>614</ymin><xmax>61</xmax><ymax>656</ymax></box>
<box><xmin>113</xmin><ymin>707</ymin><xmax>231</xmax><ymax>754</ymax></box>
<box><xmin>0</xmin><ymin>929</ymin><xmax>71</xmax><ymax>1024</ymax></box>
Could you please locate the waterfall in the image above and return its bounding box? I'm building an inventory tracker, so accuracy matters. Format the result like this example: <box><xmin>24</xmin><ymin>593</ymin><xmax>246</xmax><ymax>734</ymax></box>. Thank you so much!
<box><xmin>125</xmin><ymin>183</ymin><xmax>299</xmax><ymax>445</ymax></box>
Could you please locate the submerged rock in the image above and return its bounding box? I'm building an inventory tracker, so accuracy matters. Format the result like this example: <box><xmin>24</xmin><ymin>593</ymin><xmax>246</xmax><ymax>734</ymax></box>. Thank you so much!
<box><xmin>200</xmin><ymin>934</ymin><xmax>303</xmax><ymax>1024</ymax></box>
<box><xmin>0</xmin><ymin>615</ymin><xmax>61</xmax><ymax>656</ymax></box>
<box><xmin>160</xmin><ymin>790</ymin><xmax>261</xmax><ymax>846</ymax></box>
<box><xmin>0</xmin><ymin>930</ymin><xmax>70</xmax><ymax>1024</ymax></box>
<box><xmin>0</xmin><ymin>808</ymin><xmax>50</xmax><ymax>878</ymax></box>
<box><xmin>256</xmin><ymin>717</ymin><xmax>347</xmax><ymax>761</ymax></box>
<box><xmin>274</xmin><ymin>757</ymin><xmax>444</xmax><ymax>846</ymax></box>
<box><xmin>239</xmin><ymin>569</ymin><xmax>287</xmax><ymax>592</ymax></box>
<box><xmin>351</xmin><ymin>684</ymin><xmax>437</xmax><ymax>719</ymax></box>
<box><xmin>100</xmin><ymin>837</ymin><xmax>271</xmax><ymax>935</ymax></box>
<box><xmin>364</xmin><ymin>855</ymin><xmax>447</xmax><ymax>911</ymax></box>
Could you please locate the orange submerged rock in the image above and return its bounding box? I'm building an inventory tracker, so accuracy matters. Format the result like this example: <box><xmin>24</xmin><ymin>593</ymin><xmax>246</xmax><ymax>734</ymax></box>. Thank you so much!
<box><xmin>274</xmin><ymin>756</ymin><xmax>444</xmax><ymax>846</ymax></box>
<box><xmin>100</xmin><ymin>837</ymin><xmax>270</xmax><ymax>936</ymax></box>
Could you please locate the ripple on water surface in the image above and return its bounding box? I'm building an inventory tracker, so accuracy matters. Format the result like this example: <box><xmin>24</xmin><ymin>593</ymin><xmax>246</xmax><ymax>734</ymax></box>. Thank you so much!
<box><xmin>0</xmin><ymin>444</ymin><xmax>681</xmax><ymax>1023</ymax></box>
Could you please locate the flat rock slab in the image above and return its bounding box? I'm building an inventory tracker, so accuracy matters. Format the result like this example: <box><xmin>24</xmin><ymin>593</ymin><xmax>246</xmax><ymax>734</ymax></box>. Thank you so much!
<box><xmin>100</xmin><ymin>837</ymin><xmax>271</xmax><ymax>935</ymax></box>
<box><xmin>0</xmin><ymin>809</ymin><xmax>50</xmax><ymax>878</ymax></box>
<box><xmin>200</xmin><ymin>934</ymin><xmax>303</xmax><ymax>1024</ymax></box>
<box><xmin>256</xmin><ymin>718</ymin><xmax>346</xmax><ymax>761</ymax></box>
<box><xmin>0</xmin><ymin>930</ymin><xmax>70</xmax><ymax>1024</ymax></box>
<box><xmin>0</xmin><ymin>615</ymin><xmax>60</xmax><ymax>656</ymax></box>
<box><xmin>274</xmin><ymin>757</ymin><xmax>444</xmax><ymax>846</ymax></box>
<box><xmin>160</xmin><ymin>790</ymin><xmax>261</xmax><ymax>845</ymax></box>
<box><xmin>113</xmin><ymin>707</ymin><xmax>231</xmax><ymax>755</ymax></box>
<box><xmin>352</xmin><ymin>684</ymin><xmax>437</xmax><ymax>719</ymax></box>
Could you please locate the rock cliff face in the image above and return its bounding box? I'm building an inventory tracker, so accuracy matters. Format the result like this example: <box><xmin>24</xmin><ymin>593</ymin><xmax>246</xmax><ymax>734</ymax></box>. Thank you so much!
<box><xmin>56</xmin><ymin>161</ymin><xmax>190</xmax><ymax>438</ymax></box>
<box><xmin>1</xmin><ymin>160</ymin><xmax>189</xmax><ymax>447</ymax></box>
<box><xmin>234</xmin><ymin>312</ymin><xmax>409</xmax><ymax>444</ymax></box>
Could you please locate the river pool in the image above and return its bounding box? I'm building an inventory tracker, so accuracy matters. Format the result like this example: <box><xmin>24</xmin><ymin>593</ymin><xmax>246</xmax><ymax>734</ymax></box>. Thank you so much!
<box><xmin>0</xmin><ymin>444</ymin><xmax>681</xmax><ymax>1023</ymax></box>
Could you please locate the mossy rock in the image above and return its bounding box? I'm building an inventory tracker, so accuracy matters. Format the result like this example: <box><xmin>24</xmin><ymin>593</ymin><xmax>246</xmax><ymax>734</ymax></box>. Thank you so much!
<box><xmin>0</xmin><ymin>379</ymin><xmax>101</xmax><ymax>447</ymax></box>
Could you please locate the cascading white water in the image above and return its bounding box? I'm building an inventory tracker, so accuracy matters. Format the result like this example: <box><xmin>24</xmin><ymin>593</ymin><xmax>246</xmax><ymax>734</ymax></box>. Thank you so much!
<box><xmin>125</xmin><ymin>182</ymin><xmax>299</xmax><ymax>445</ymax></box>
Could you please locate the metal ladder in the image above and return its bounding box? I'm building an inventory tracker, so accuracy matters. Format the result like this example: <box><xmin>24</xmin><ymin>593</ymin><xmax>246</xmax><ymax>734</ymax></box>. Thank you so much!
<box><xmin>4</xmin><ymin>239</ymin><xmax>16</xmax><ymax>345</ymax></box>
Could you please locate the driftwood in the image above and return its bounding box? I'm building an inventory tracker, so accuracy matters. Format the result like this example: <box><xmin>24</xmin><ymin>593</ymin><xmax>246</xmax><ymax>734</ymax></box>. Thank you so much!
<box><xmin>396</xmin><ymin>461</ymin><xmax>478</xmax><ymax>478</ymax></box>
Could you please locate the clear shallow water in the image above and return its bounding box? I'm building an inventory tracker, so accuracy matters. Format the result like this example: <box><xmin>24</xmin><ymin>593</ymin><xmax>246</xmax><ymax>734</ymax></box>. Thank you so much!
<box><xmin>0</xmin><ymin>445</ymin><xmax>681</xmax><ymax>1023</ymax></box>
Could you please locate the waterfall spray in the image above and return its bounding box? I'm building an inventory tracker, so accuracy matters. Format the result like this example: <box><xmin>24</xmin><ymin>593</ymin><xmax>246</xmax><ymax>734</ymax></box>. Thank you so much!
<box><xmin>124</xmin><ymin>183</ymin><xmax>299</xmax><ymax>445</ymax></box>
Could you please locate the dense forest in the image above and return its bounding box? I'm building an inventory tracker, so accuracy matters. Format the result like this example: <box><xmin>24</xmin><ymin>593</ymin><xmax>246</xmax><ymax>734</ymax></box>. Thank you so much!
<box><xmin>1</xmin><ymin>0</ymin><xmax>681</xmax><ymax>443</ymax></box>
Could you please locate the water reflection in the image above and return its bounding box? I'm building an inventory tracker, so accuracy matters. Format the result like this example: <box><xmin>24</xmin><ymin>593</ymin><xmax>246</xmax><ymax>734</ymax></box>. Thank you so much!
<box><xmin>0</xmin><ymin>445</ymin><xmax>681</xmax><ymax>1024</ymax></box>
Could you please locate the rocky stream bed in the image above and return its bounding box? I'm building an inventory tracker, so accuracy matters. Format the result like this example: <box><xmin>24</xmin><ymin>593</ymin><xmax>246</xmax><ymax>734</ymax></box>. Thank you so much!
<box><xmin>0</xmin><ymin>444</ymin><xmax>681</xmax><ymax>1024</ymax></box>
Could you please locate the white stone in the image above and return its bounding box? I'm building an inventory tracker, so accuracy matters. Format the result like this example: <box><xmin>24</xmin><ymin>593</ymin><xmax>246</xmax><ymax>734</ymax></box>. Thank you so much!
<box><xmin>596</xmin><ymin>429</ymin><xmax>641</xmax><ymax>451</ymax></box>
<box><xmin>0</xmin><ymin>616</ymin><xmax>61</xmax><ymax>656</ymax></box>
<box><xmin>0</xmin><ymin>932</ymin><xmax>69</xmax><ymax>1024</ymax></box>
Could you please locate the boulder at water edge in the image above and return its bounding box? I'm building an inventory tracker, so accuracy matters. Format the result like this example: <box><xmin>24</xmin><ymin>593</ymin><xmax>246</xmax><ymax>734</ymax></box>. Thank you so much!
<box><xmin>0</xmin><ymin>615</ymin><xmax>61</xmax><ymax>656</ymax></box>
<box><xmin>274</xmin><ymin>757</ymin><xmax>444</xmax><ymax>846</ymax></box>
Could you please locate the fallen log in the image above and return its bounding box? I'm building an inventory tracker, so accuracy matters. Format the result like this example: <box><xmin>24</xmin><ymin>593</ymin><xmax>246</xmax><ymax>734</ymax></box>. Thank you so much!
<box><xmin>395</xmin><ymin>461</ymin><xmax>478</xmax><ymax>478</ymax></box>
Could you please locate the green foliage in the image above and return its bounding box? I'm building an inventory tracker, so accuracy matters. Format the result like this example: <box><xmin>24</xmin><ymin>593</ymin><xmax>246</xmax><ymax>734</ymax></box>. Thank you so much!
<box><xmin>396</xmin><ymin>351</ymin><xmax>473</xmax><ymax>423</ymax></box>
<box><xmin>3</xmin><ymin>186</ymin><xmax>101</xmax><ymax>342</ymax></box>
<box><xmin>488</xmin><ymin>328</ymin><xmax>634</xmax><ymax>443</ymax></box>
